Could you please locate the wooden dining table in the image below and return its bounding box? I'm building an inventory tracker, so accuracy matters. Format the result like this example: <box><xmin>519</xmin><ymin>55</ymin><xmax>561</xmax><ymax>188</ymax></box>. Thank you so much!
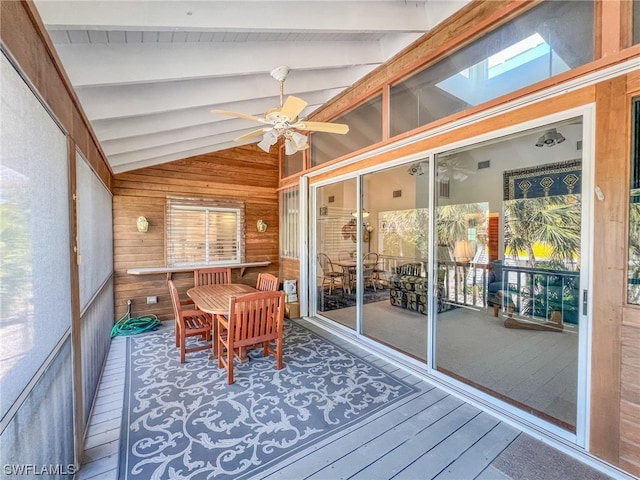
<box><xmin>186</xmin><ymin>283</ymin><xmax>257</xmax><ymax>360</ymax></box>
<box><xmin>332</xmin><ymin>259</ymin><xmax>379</xmax><ymax>293</ymax></box>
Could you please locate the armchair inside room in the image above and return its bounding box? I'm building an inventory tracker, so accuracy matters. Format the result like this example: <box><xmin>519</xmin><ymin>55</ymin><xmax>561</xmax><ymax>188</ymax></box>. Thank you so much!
<box><xmin>486</xmin><ymin>260</ymin><xmax>504</xmax><ymax>313</ymax></box>
<box><xmin>486</xmin><ymin>260</ymin><xmax>518</xmax><ymax>316</ymax></box>
<box><xmin>389</xmin><ymin>262</ymin><xmax>447</xmax><ymax>314</ymax></box>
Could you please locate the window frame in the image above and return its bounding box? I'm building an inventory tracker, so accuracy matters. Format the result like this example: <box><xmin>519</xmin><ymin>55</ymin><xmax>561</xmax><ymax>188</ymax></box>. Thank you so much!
<box><xmin>165</xmin><ymin>196</ymin><xmax>245</xmax><ymax>267</ymax></box>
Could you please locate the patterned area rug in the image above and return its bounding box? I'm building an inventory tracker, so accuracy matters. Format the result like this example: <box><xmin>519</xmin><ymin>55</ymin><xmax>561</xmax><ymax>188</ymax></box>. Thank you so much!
<box><xmin>318</xmin><ymin>286</ymin><xmax>390</xmax><ymax>311</ymax></box>
<box><xmin>118</xmin><ymin>321</ymin><xmax>418</xmax><ymax>479</ymax></box>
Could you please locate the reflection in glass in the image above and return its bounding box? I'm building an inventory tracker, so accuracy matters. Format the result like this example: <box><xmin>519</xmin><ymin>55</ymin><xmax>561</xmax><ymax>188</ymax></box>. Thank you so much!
<box><xmin>629</xmin><ymin>98</ymin><xmax>640</xmax><ymax>304</ymax></box>
<box><xmin>315</xmin><ymin>179</ymin><xmax>357</xmax><ymax>329</ymax></box>
<box><xmin>435</xmin><ymin>119</ymin><xmax>583</xmax><ymax>432</ymax></box>
<box><xmin>311</xmin><ymin>94</ymin><xmax>382</xmax><ymax>166</ymax></box>
<box><xmin>390</xmin><ymin>1</ymin><xmax>594</xmax><ymax>137</ymax></box>
<box><xmin>362</xmin><ymin>162</ymin><xmax>429</xmax><ymax>361</ymax></box>
<box><xmin>283</xmin><ymin>149</ymin><xmax>304</xmax><ymax>178</ymax></box>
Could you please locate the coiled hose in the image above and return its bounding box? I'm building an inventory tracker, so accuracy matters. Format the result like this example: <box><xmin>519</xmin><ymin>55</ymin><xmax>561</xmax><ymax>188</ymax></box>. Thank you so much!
<box><xmin>110</xmin><ymin>302</ymin><xmax>161</xmax><ymax>338</ymax></box>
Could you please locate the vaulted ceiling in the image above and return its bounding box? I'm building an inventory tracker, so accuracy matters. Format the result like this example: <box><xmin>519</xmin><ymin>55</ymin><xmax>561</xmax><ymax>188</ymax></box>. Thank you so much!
<box><xmin>33</xmin><ymin>1</ymin><xmax>470</xmax><ymax>173</ymax></box>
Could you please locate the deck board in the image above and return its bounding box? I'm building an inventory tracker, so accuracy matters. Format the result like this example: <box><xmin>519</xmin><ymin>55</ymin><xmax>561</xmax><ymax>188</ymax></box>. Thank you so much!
<box><xmin>433</xmin><ymin>422</ymin><xmax>518</xmax><ymax>480</ymax></box>
<box><xmin>394</xmin><ymin>412</ymin><xmax>501</xmax><ymax>479</ymax></box>
<box><xmin>349</xmin><ymin>403</ymin><xmax>480</xmax><ymax>479</ymax></box>
<box><xmin>267</xmin><ymin>388</ymin><xmax>449</xmax><ymax>479</ymax></box>
<box><xmin>302</xmin><ymin>393</ymin><xmax>462</xmax><ymax>480</ymax></box>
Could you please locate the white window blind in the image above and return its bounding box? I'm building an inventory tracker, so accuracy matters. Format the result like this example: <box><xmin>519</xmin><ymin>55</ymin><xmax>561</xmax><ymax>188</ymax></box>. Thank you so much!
<box><xmin>280</xmin><ymin>187</ymin><xmax>300</xmax><ymax>259</ymax></box>
<box><xmin>166</xmin><ymin>197</ymin><xmax>244</xmax><ymax>266</ymax></box>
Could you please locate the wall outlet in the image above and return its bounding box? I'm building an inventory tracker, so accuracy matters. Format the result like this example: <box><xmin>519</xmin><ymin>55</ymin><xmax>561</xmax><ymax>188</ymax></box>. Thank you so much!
<box><xmin>146</xmin><ymin>296</ymin><xmax>158</xmax><ymax>304</ymax></box>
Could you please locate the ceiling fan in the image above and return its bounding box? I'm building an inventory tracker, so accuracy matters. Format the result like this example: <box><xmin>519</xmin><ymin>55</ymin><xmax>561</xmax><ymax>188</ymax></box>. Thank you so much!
<box><xmin>212</xmin><ymin>66</ymin><xmax>349</xmax><ymax>155</ymax></box>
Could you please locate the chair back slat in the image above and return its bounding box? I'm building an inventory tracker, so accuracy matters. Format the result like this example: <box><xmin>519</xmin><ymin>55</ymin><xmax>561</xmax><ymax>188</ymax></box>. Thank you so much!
<box><xmin>228</xmin><ymin>291</ymin><xmax>285</xmax><ymax>347</ymax></box>
<box><xmin>256</xmin><ymin>273</ymin><xmax>279</xmax><ymax>291</ymax></box>
<box><xmin>167</xmin><ymin>279</ymin><xmax>182</xmax><ymax>318</ymax></box>
<box><xmin>167</xmin><ymin>279</ymin><xmax>212</xmax><ymax>363</ymax></box>
<box><xmin>194</xmin><ymin>267</ymin><xmax>231</xmax><ymax>287</ymax></box>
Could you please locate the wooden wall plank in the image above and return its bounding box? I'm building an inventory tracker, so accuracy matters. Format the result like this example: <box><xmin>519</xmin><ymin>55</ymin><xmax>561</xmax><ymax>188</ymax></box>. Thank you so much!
<box><xmin>113</xmin><ymin>144</ymin><xmax>280</xmax><ymax>321</ymax></box>
<box><xmin>590</xmin><ymin>76</ymin><xmax>628</xmax><ymax>464</ymax></box>
<box><xmin>620</xmin><ymin>324</ymin><xmax>640</xmax><ymax>476</ymax></box>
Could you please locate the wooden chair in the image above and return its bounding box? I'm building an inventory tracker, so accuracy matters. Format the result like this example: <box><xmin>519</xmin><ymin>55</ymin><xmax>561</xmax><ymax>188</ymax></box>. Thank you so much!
<box><xmin>318</xmin><ymin>253</ymin><xmax>346</xmax><ymax>294</ymax></box>
<box><xmin>216</xmin><ymin>291</ymin><xmax>285</xmax><ymax>384</ymax></box>
<box><xmin>256</xmin><ymin>273</ymin><xmax>279</xmax><ymax>291</ymax></box>
<box><xmin>167</xmin><ymin>279</ymin><xmax>213</xmax><ymax>363</ymax></box>
<box><xmin>194</xmin><ymin>267</ymin><xmax>231</xmax><ymax>287</ymax></box>
<box><xmin>364</xmin><ymin>252</ymin><xmax>381</xmax><ymax>289</ymax></box>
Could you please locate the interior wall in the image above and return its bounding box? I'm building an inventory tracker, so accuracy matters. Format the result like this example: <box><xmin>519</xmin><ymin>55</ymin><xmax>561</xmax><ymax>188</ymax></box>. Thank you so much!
<box><xmin>112</xmin><ymin>145</ymin><xmax>280</xmax><ymax>321</ymax></box>
<box><xmin>444</xmin><ymin>124</ymin><xmax>584</xmax><ymax>212</ymax></box>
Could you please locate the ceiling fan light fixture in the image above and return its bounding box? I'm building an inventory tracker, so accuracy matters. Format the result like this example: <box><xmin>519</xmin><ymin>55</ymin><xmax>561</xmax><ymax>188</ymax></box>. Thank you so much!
<box><xmin>290</xmin><ymin>131</ymin><xmax>308</xmax><ymax>149</ymax></box>
<box><xmin>258</xmin><ymin>130</ymin><xmax>278</xmax><ymax>152</ymax></box>
<box><xmin>284</xmin><ymin>138</ymin><xmax>297</xmax><ymax>155</ymax></box>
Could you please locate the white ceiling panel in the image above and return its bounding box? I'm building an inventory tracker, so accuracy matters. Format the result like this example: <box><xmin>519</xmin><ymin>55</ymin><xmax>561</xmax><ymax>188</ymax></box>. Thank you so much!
<box><xmin>33</xmin><ymin>0</ymin><xmax>471</xmax><ymax>172</ymax></box>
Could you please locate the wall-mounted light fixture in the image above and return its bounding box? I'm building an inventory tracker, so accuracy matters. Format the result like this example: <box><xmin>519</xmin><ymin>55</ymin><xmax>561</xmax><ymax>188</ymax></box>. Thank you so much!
<box><xmin>257</xmin><ymin>219</ymin><xmax>267</xmax><ymax>232</ymax></box>
<box><xmin>136</xmin><ymin>216</ymin><xmax>149</xmax><ymax>233</ymax></box>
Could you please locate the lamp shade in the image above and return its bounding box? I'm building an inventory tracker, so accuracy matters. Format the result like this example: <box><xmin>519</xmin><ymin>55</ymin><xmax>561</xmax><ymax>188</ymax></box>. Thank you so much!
<box><xmin>453</xmin><ymin>240</ymin><xmax>474</xmax><ymax>262</ymax></box>
<box><xmin>351</xmin><ymin>209</ymin><xmax>370</xmax><ymax>218</ymax></box>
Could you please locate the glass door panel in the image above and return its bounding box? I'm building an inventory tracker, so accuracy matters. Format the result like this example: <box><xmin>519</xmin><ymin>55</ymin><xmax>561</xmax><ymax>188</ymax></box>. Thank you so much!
<box><xmin>434</xmin><ymin>118</ymin><xmax>584</xmax><ymax>432</ymax></box>
<box><xmin>315</xmin><ymin>179</ymin><xmax>357</xmax><ymax>330</ymax></box>
<box><xmin>361</xmin><ymin>161</ymin><xmax>430</xmax><ymax>361</ymax></box>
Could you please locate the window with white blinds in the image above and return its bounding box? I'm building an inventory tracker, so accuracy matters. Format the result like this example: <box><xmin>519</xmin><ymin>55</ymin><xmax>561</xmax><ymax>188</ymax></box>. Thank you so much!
<box><xmin>280</xmin><ymin>187</ymin><xmax>300</xmax><ymax>259</ymax></box>
<box><xmin>166</xmin><ymin>197</ymin><xmax>245</xmax><ymax>266</ymax></box>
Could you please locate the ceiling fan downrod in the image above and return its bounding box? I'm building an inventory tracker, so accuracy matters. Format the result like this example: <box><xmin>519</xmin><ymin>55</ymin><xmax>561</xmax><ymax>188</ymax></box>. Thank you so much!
<box><xmin>270</xmin><ymin>66</ymin><xmax>290</xmax><ymax>108</ymax></box>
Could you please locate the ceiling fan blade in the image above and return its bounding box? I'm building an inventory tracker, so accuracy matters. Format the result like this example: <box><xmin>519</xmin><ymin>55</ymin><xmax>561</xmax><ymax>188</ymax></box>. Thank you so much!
<box><xmin>279</xmin><ymin>96</ymin><xmax>307</xmax><ymax>121</ymax></box>
<box><xmin>292</xmin><ymin>121</ymin><xmax>349</xmax><ymax>134</ymax></box>
<box><xmin>212</xmin><ymin>109</ymin><xmax>266</xmax><ymax>123</ymax></box>
<box><xmin>234</xmin><ymin>128</ymin><xmax>269</xmax><ymax>142</ymax></box>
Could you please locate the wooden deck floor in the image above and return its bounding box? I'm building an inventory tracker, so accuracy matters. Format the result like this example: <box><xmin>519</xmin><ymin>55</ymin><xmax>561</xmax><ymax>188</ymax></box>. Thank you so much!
<box><xmin>77</xmin><ymin>319</ymin><xmax>620</xmax><ymax>480</ymax></box>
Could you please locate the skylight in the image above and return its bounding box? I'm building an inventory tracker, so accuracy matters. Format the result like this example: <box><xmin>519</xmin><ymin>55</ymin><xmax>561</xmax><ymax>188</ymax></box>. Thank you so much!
<box><xmin>435</xmin><ymin>32</ymin><xmax>569</xmax><ymax>106</ymax></box>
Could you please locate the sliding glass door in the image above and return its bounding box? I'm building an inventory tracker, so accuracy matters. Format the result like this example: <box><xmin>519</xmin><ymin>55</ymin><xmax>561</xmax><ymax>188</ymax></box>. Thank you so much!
<box><xmin>315</xmin><ymin>179</ymin><xmax>357</xmax><ymax>330</ymax></box>
<box><xmin>434</xmin><ymin>118</ymin><xmax>586</xmax><ymax>432</ymax></box>
<box><xmin>361</xmin><ymin>162</ymin><xmax>430</xmax><ymax>361</ymax></box>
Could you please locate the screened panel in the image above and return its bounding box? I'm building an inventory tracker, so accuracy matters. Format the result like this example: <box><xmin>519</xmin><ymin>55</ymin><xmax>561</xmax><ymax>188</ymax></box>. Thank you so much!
<box><xmin>390</xmin><ymin>0</ymin><xmax>594</xmax><ymax>136</ymax></box>
<box><xmin>0</xmin><ymin>53</ymin><xmax>72</xmax><ymax>420</ymax></box>
<box><xmin>0</xmin><ymin>338</ymin><xmax>75</xmax><ymax>478</ymax></box>
<box><xmin>76</xmin><ymin>151</ymin><xmax>113</xmax><ymax>310</ymax></box>
<box><xmin>166</xmin><ymin>197</ymin><xmax>244</xmax><ymax>266</ymax></box>
<box><xmin>311</xmin><ymin>94</ymin><xmax>383</xmax><ymax>166</ymax></box>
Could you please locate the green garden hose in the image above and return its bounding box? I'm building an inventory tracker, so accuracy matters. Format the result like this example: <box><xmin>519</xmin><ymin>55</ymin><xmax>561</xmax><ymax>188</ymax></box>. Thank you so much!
<box><xmin>110</xmin><ymin>302</ymin><xmax>161</xmax><ymax>338</ymax></box>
